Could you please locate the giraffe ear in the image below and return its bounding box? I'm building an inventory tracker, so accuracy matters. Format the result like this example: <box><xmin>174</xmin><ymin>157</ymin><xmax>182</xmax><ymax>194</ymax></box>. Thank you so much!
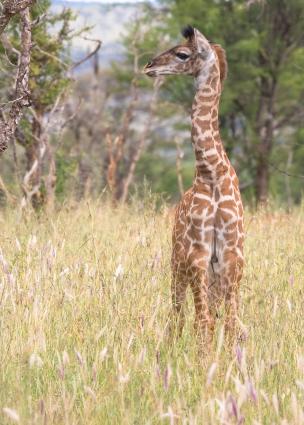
<box><xmin>193</xmin><ymin>28</ymin><xmax>211</xmax><ymax>58</ymax></box>
<box><xmin>181</xmin><ymin>25</ymin><xmax>195</xmax><ymax>40</ymax></box>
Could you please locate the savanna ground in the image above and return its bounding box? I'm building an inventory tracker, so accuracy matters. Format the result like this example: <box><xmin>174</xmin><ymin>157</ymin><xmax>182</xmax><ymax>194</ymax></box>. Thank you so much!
<box><xmin>0</xmin><ymin>199</ymin><xmax>304</xmax><ymax>424</ymax></box>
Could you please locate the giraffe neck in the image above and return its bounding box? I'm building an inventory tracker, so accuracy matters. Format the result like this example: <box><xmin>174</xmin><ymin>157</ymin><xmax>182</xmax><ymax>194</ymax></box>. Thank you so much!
<box><xmin>191</xmin><ymin>69</ymin><xmax>227</xmax><ymax>182</ymax></box>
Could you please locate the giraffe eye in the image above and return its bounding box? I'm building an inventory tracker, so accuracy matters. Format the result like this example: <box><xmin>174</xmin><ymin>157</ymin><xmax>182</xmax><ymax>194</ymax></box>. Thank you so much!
<box><xmin>176</xmin><ymin>52</ymin><xmax>190</xmax><ymax>61</ymax></box>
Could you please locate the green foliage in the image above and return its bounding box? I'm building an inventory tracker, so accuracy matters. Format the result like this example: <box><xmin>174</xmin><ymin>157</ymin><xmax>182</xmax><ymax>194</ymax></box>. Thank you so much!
<box><xmin>29</xmin><ymin>0</ymin><xmax>75</xmax><ymax>112</ymax></box>
<box><xmin>125</xmin><ymin>0</ymin><xmax>304</xmax><ymax>204</ymax></box>
<box><xmin>1</xmin><ymin>0</ymin><xmax>303</xmax><ymax>205</ymax></box>
<box><xmin>55</xmin><ymin>149</ymin><xmax>78</xmax><ymax>201</ymax></box>
<box><xmin>136</xmin><ymin>137</ymin><xmax>195</xmax><ymax>201</ymax></box>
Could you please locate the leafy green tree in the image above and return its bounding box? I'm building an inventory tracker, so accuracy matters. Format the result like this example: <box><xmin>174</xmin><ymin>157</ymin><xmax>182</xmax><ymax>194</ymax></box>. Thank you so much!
<box><xmin>16</xmin><ymin>0</ymin><xmax>75</xmax><ymax>209</ymax></box>
<box><xmin>134</xmin><ymin>0</ymin><xmax>304</xmax><ymax>205</ymax></box>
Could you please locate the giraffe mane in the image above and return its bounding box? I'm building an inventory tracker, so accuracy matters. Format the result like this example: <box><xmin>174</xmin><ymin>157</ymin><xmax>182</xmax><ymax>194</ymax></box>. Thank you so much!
<box><xmin>211</xmin><ymin>43</ymin><xmax>228</xmax><ymax>82</ymax></box>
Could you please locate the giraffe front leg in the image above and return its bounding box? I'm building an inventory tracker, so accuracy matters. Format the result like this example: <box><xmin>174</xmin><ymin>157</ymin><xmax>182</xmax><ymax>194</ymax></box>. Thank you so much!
<box><xmin>191</xmin><ymin>270</ymin><xmax>214</xmax><ymax>356</ymax></box>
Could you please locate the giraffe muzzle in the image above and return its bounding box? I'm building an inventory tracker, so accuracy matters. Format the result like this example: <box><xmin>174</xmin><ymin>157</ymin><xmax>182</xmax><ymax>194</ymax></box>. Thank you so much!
<box><xmin>143</xmin><ymin>61</ymin><xmax>157</xmax><ymax>77</ymax></box>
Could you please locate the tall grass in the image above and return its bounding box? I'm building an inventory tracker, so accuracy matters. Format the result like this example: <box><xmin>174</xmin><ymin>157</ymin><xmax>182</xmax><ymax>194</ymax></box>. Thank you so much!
<box><xmin>0</xmin><ymin>200</ymin><xmax>304</xmax><ymax>424</ymax></box>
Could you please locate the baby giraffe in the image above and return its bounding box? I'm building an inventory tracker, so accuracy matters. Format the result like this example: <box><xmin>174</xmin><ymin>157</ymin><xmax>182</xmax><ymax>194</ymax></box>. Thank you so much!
<box><xmin>144</xmin><ymin>26</ymin><xmax>244</xmax><ymax>353</ymax></box>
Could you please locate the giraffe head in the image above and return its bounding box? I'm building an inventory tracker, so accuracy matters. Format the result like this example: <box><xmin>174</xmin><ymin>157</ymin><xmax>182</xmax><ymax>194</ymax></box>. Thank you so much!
<box><xmin>143</xmin><ymin>26</ymin><xmax>227</xmax><ymax>84</ymax></box>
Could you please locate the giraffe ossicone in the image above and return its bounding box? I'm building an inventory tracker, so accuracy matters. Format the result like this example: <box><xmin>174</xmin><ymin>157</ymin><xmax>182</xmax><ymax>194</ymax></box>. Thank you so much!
<box><xmin>144</xmin><ymin>26</ymin><xmax>244</xmax><ymax>353</ymax></box>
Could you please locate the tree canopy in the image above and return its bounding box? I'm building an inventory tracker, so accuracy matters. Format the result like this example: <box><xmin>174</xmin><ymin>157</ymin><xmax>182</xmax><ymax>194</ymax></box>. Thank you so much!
<box><xmin>132</xmin><ymin>0</ymin><xmax>304</xmax><ymax>204</ymax></box>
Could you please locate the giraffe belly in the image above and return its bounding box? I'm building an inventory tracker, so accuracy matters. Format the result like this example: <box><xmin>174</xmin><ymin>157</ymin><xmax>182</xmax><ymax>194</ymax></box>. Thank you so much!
<box><xmin>172</xmin><ymin>186</ymin><xmax>215</xmax><ymax>276</ymax></box>
<box><xmin>171</xmin><ymin>180</ymin><xmax>244</xmax><ymax>280</ymax></box>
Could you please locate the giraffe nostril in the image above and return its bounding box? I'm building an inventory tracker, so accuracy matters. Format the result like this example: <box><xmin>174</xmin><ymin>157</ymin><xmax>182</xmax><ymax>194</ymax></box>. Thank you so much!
<box><xmin>145</xmin><ymin>61</ymin><xmax>153</xmax><ymax>68</ymax></box>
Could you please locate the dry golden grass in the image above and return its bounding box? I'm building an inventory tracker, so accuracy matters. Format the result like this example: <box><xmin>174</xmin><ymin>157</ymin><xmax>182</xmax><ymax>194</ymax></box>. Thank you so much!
<box><xmin>0</xmin><ymin>200</ymin><xmax>304</xmax><ymax>424</ymax></box>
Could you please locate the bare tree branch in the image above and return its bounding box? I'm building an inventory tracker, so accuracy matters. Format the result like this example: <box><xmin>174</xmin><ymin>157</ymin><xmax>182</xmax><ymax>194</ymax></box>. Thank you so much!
<box><xmin>267</xmin><ymin>159</ymin><xmax>304</xmax><ymax>179</ymax></box>
<box><xmin>32</xmin><ymin>35</ymin><xmax>102</xmax><ymax>76</ymax></box>
<box><xmin>120</xmin><ymin>77</ymin><xmax>163</xmax><ymax>203</ymax></box>
<box><xmin>0</xmin><ymin>33</ymin><xmax>20</xmax><ymax>65</ymax></box>
<box><xmin>0</xmin><ymin>174</ymin><xmax>16</xmax><ymax>202</ymax></box>
<box><xmin>70</xmin><ymin>37</ymin><xmax>102</xmax><ymax>71</ymax></box>
<box><xmin>105</xmin><ymin>54</ymin><xmax>139</xmax><ymax>200</ymax></box>
<box><xmin>274</xmin><ymin>103</ymin><xmax>304</xmax><ymax>130</ymax></box>
<box><xmin>21</xmin><ymin>88</ymin><xmax>80</xmax><ymax>211</ymax></box>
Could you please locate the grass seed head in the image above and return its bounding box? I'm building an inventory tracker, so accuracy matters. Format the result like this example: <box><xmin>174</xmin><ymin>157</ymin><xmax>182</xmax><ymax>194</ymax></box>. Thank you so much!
<box><xmin>3</xmin><ymin>408</ymin><xmax>20</xmax><ymax>423</ymax></box>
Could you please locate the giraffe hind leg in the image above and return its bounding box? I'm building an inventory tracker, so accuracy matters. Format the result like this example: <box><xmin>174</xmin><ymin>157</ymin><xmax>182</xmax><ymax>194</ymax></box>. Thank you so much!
<box><xmin>221</xmin><ymin>255</ymin><xmax>243</xmax><ymax>346</ymax></box>
<box><xmin>208</xmin><ymin>268</ymin><xmax>223</xmax><ymax>321</ymax></box>
<box><xmin>190</xmin><ymin>269</ymin><xmax>214</xmax><ymax>355</ymax></box>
